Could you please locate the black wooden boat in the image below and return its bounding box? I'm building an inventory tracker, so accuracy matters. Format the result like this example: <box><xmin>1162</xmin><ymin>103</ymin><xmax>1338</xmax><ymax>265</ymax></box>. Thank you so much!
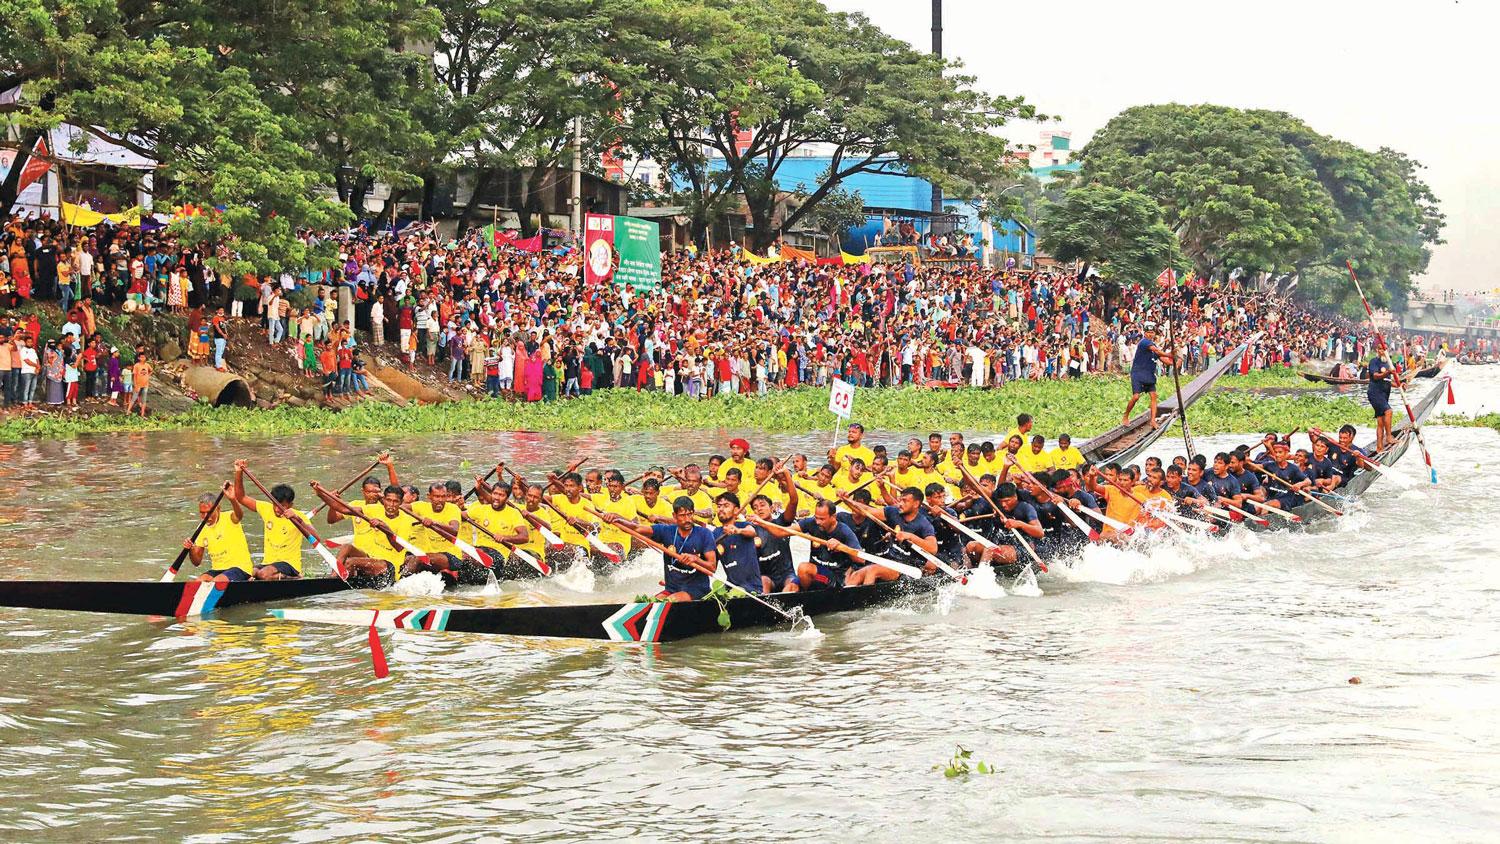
<box><xmin>1299</xmin><ymin>363</ymin><xmax>1441</xmax><ymax>386</ymax></box>
<box><xmin>0</xmin><ymin>338</ymin><xmax>1249</xmax><ymax>627</ymax></box>
<box><xmin>1239</xmin><ymin>376</ymin><xmax>1447</xmax><ymax>529</ymax></box>
<box><xmin>0</xmin><ymin>576</ymin><xmax>352</xmax><ymax>618</ymax></box>
<box><xmin>273</xmin><ymin>574</ymin><xmax>946</xmax><ymax>643</ymax></box>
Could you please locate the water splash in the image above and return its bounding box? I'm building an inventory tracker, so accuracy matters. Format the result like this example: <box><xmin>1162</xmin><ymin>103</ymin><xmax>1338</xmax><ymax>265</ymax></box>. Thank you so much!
<box><xmin>391</xmin><ymin>571</ymin><xmax>446</xmax><ymax>596</ymax></box>
<box><xmin>956</xmin><ymin>565</ymin><xmax>1007</xmax><ymax>600</ymax></box>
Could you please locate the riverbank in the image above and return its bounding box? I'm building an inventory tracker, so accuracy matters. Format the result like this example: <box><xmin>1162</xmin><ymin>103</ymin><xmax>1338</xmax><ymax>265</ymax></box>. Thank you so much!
<box><xmin>0</xmin><ymin>371</ymin><xmax>1392</xmax><ymax>442</ymax></box>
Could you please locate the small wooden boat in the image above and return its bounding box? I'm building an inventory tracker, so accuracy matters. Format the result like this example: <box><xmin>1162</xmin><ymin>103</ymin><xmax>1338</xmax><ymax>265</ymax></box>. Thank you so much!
<box><xmin>1299</xmin><ymin>363</ymin><xmax>1440</xmax><ymax>386</ymax></box>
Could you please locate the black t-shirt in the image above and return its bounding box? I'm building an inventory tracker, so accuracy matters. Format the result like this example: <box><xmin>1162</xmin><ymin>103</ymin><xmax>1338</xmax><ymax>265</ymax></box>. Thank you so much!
<box><xmin>878</xmin><ymin>505</ymin><xmax>935</xmax><ymax>567</ymax></box>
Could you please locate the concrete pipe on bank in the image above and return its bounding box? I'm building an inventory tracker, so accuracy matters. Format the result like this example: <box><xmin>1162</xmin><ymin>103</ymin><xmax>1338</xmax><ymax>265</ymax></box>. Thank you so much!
<box><xmin>182</xmin><ymin>366</ymin><xmax>256</xmax><ymax>407</ymax></box>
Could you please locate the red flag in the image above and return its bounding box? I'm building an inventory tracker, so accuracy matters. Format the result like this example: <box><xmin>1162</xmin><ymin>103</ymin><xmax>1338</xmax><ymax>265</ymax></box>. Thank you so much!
<box><xmin>513</xmin><ymin>233</ymin><xmax>543</xmax><ymax>252</ymax></box>
<box><xmin>16</xmin><ymin>136</ymin><xmax>51</xmax><ymax>194</ymax></box>
<box><xmin>1154</xmin><ymin>267</ymin><xmax>1177</xmax><ymax>289</ymax></box>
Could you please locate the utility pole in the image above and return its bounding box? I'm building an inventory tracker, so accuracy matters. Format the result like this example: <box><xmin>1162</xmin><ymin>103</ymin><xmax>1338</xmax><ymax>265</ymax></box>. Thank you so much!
<box><xmin>570</xmin><ymin>114</ymin><xmax>583</xmax><ymax>237</ymax></box>
<box><xmin>929</xmin><ymin>0</ymin><xmax>943</xmax><ymax>222</ymax></box>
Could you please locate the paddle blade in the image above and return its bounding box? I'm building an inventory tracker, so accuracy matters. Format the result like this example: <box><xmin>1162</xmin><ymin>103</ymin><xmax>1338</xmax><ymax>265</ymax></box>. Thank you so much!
<box><xmin>368</xmin><ymin>625</ymin><xmax>389</xmax><ymax>679</ymax></box>
<box><xmin>1447</xmin><ymin>379</ymin><xmax>1455</xmax><ymax>405</ymax></box>
<box><xmin>513</xmin><ymin>547</ymin><xmax>552</xmax><ymax>576</ymax></box>
<box><xmin>589</xmin><ymin>536</ymin><xmax>623</xmax><ymax>563</ymax></box>
<box><xmin>159</xmin><ymin>567</ymin><xmax>178</xmax><ymax>583</ymax></box>
<box><xmin>1088</xmin><ymin>530</ymin><xmax>1100</xmax><ymax>542</ymax></box>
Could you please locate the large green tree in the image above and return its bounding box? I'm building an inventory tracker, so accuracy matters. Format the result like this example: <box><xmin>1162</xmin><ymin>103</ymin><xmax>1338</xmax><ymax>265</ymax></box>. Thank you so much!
<box><xmin>1</xmin><ymin>0</ymin><xmax>437</xmax><ymax>273</ymax></box>
<box><xmin>1039</xmin><ymin>184</ymin><xmax>1181</xmax><ymax>288</ymax></box>
<box><xmin>1073</xmin><ymin>103</ymin><xmax>1443</xmax><ymax>309</ymax></box>
<box><xmin>611</xmin><ymin>0</ymin><xmax>1034</xmax><ymax>249</ymax></box>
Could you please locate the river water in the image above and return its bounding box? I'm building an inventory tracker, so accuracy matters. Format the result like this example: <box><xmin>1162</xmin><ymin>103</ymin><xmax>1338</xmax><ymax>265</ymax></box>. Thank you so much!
<box><xmin>0</xmin><ymin>368</ymin><xmax>1496</xmax><ymax>843</ymax></box>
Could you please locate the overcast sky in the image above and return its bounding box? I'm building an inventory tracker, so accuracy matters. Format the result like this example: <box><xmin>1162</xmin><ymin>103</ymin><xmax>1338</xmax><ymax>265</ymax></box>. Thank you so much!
<box><xmin>826</xmin><ymin>0</ymin><xmax>1496</xmax><ymax>294</ymax></box>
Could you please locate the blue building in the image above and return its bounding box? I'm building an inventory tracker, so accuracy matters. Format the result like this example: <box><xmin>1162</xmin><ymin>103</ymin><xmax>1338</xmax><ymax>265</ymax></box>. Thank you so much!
<box><xmin>697</xmin><ymin>154</ymin><xmax>1034</xmax><ymax>263</ymax></box>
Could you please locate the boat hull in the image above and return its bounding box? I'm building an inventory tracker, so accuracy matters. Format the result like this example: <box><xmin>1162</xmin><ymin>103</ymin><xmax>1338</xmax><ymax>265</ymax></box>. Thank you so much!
<box><xmin>274</xmin><ymin>576</ymin><xmax>945</xmax><ymax>642</ymax></box>
<box><xmin>0</xmin><ymin>577</ymin><xmax>350</xmax><ymax>618</ymax></box>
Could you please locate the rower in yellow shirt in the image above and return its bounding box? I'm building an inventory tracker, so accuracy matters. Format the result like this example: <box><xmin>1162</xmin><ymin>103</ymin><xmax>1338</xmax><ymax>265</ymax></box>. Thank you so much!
<box><xmin>466</xmin><ymin>482</ymin><xmax>531</xmax><ymax>569</ymax></box>
<box><xmin>716</xmin><ymin>437</ymin><xmax>756</xmax><ymax>484</ymax></box>
<box><xmin>1004</xmin><ymin>413</ymin><xmax>1035</xmax><ymax>449</ymax></box>
<box><xmin>1049</xmin><ymin>433</ymin><xmax>1086</xmax><ymax>471</ymax></box>
<box><xmin>793</xmin><ymin>464</ymin><xmax>840</xmax><ymax>515</ymax></box>
<box><xmin>547</xmin><ymin>471</ymin><xmax>601</xmax><ymax>552</ymax></box>
<box><xmin>228</xmin><ymin>460</ymin><xmax>307</xmax><ymax>580</ymax></box>
<box><xmin>311</xmin><ymin>480</ymin><xmax>419</xmax><ymax>587</ymax></box>
<box><xmin>188</xmin><ymin>484</ymin><xmax>253</xmax><ymax>581</ymax></box>
<box><xmin>516</xmin><ymin>484</ymin><xmax>556</xmax><ymax>562</ymax></box>
<box><xmin>632</xmin><ymin>478</ymin><xmax>676</xmax><ymax>524</ymax></box>
<box><xmin>660</xmin><ymin>464</ymin><xmax>715</xmax><ymax>519</ymax></box>
<box><xmin>1014</xmin><ymin>435</ymin><xmax>1055</xmax><ymax>474</ymax></box>
<box><xmin>889</xmin><ymin>451</ymin><xmax>929</xmax><ymax>492</ymax></box>
<box><xmin>1087</xmin><ymin>465</ymin><xmax>1143</xmax><ymax>540</ymax></box>
<box><xmin>746</xmin><ymin>457</ymin><xmax>789</xmax><ymax>511</ymax></box>
<box><xmin>829</xmin><ymin>422</ymin><xmax>876</xmax><ymax>471</ymax></box>
<box><xmin>592</xmin><ymin>470</ymin><xmax>639</xmax><ymax>555</ymax></box>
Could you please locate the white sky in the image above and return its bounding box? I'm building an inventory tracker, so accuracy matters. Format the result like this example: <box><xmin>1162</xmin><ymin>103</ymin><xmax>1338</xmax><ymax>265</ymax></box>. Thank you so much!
<box><xmin>826</xmin><ymin>0</ymin><xmax>1498</xmax><ymax>293</ymax></box>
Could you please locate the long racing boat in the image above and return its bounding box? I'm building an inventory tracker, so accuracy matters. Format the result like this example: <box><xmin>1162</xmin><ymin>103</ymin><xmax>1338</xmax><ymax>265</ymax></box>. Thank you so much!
<box><xmin>0</xmin><ymin>337</ymin><xmax>1252</xmax><ymax>628</ymax></box>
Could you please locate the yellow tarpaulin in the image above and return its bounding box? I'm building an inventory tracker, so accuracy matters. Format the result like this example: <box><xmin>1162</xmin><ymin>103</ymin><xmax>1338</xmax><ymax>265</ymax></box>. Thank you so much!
<box><xmin>61</xmin><ymin>202</ymin><xmax>142</xmax><ymax>227</ymax></box>
<box><xmin>840</xmin><ymin>251</ymin><xmax>870</xmax><ymax>265</ymax></box>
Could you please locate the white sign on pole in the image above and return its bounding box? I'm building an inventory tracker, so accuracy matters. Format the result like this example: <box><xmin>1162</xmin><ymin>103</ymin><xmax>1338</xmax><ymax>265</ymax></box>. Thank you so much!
<box><xmin>828</xmin><ymin>378</ymin><xmax>855</xmax><ymax>419</ymax></box>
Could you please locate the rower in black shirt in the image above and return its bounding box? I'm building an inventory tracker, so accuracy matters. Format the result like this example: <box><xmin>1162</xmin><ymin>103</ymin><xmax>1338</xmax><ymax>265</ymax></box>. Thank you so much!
<box><xmin>837</xmin><ymin>488</ymin><xmax>890</xmax><ymax>557</ymax></box>
<box><xmin>922</xmin><ymin>483</ymin><xmax>966</xmax><ymax>568</ymax></box>
<box><xmin>1324</xmin><ymin>424</ymin><xmax>1369</xmax><ymax>487</ymax></box>
<box><xmin>748</xmin><ymin>478</ymin><xmax>800</xmax><ymax>593</ymax></box>
<box><xmin>974</xmin><ymin>482</ymin><xmax>1045</xmax><ymax>567</ymax></box>
<box><xmin>1208</xmin><ymin>453</ymin><xmax>1245</xmax><ymax>505</ymax></box>
<box><xmin>1306</xmin><ymin>438</ymin><xmax>1342</xmax><ymax>493</ymax></box>
<box><xmin>1051</xmin><ymin>470</ymin><xmax>1101</xmax><ymax>548</ymax></box>
<box><xmin>1228</xmin><ymin>451</ymin><xmax>1267</xmax><ymax>505</ymax></box>
<box><xmin>1265</xmin><ymin>442</ymin><xmax>1312</xmax><ymax>510</ymax></box>
<box><xmin>845</xmin><ymin>487</ymin><xmax>937</xmax><ymax>586</ymax></box>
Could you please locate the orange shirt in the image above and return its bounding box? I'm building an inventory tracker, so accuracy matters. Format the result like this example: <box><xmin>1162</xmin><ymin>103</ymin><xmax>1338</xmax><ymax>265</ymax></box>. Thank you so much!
<box><xmin>320</xmin><ymin>347</ymin><xmax>337</xmax><ymax>374</ymax></box>
<box><xmin>1100</xmin><ymin>484</ymin><xmax>1141</xmax><ymax>535</ymax></box>
<box><xmin>131</xmin><ymin>361</ymin><xmax>152</xmax><ymax>389</ymax></box>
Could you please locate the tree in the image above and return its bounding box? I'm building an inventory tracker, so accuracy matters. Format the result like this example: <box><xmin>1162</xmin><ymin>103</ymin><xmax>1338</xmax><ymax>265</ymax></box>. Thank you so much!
<box><xmin>1</xmin><ymin>0</ymin><xmax>438</xmax><ymax>274</ymax></box>
<box><xmin>793</xmin><ymin>184</ymin><xmax>864</xmax><ymax>246</ymax></box>
<box><xmin>1073</xmin><ymin>103</ymin><xmax>1443</xmax><ymax>310</ymax></box>
<box><xmin>424</xmin><ymin>0</ymin><xmax>634</xmax><ymax>233</ymax></box>
<box><xmin>1038</xmin><ymin>184</ymin><xmax>1181</xmax><ymax>289</ymax></box>
<box><xmin>611</xmin><ymin>0</ymin><xmax>1035</xmax><ymax>249</ymax></box>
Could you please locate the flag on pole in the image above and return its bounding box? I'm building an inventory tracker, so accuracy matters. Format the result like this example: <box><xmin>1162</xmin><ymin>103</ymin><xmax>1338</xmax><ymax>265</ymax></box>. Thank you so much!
<box><xmin>1154</xmin><ymin>267</ymin><xmax>1177</xmax><ymax>289</ymax></box>
<box><xmin>16</xmin><ymin>136</ymin><xmax>51</xmax><ymax>194</ymax></box>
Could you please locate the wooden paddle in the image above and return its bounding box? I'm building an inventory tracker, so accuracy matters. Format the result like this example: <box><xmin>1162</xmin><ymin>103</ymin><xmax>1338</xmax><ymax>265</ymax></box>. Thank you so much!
<box><xmin>829</xmin><ymin>489</ymin><xmax>955</xmax><ymax>578</ymax></box>
<box><xmin>162</xmin><ymin>485</ymin><xmax>228</xmax><ymax>582</ymax></box>
<box><xmin>1308</xmin><ymin>427</ymin><xmax>1413</xmax><ymax>488</ymax></box>
<box><xmin>398</xmin><ymin>503</ymin><xmax>495</xmax><ymax>568</ymax></box>
<box><xmin>1003</xmin><ymin>456</ymin><xmax>1100</xmax><ymax>541</ymax></box>
<box><xmin>459</xmin><ymin>505</ymin><xmax>549</xmax><ymax>576</ymax></box>
<box><xmin>1247</xmin><ymin>462</ymin><xmax>1342</xmax><ymax>517</ymax></box>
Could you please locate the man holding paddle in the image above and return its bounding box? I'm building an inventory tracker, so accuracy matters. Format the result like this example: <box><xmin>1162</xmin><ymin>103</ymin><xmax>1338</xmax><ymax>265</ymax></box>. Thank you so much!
<box><xmin>312</xmin><ymin>481</ymin><xmax>419</xmax><ymax>588</ymax></box>
<box><xmin>187</xmin><ymin>485</ymin><xmax>254</xmax><ymax>582</ymax></box>
<box><xmin>229</xmin><ymin>460</ymin><xmax>306</xmax><ymax>580</ymax></box>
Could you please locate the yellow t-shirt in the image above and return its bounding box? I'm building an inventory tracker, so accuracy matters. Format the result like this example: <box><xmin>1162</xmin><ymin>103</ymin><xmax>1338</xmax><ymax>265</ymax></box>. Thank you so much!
<box><xmin>548</xmin><ymin>494</ymin><xmax>599</xmax><ymax>549</ymax></box>
<box><xmin>591</xmin><ymin>492</ymin><xmax>637</xmax><ymax>554</ymax></box>
<box><xmin>832</xmin><ymin>469</ymin><xmax>869</xmax><ymax>494</ymax></box>
<box><xmin>660</xmin><ymin>486</ymin><xmax>714</xmax><ymax>515</ymax></box>
<box><xmin>349</xmin><ymin>497</ymin><xmax>381</xmax><ymax>551</ymax></box>
<box><xmin>745</xmin><ymin>479</ymin><xmax>788</xmax><ymax>511</ymax></box>
<box><xmin>891</xmin><ymin>467</ymin><xmax>935</xmax><ymax>495</ymax></box>
<box><xmin>515</xmin><ymin>505</ymin><xmax>552</xmax><ymax>559</ymax></box>
<box><xmin>357</xmin><ymin>503</ymin><xmax>418</xmax><ymax>567</ymax></box>
<box><xmin>255</xmin><ymin>500</ymin><xmax>304</xmax><ymax>572</ymax></box>
<box><xmin>1101</xmin><ymin>484</ymin><xmax>1142</xmax><ymax>535</ymax></box>
<box><xmin>632</xmin><ymin>493</ymin><xmax>675</xmax><ymax>524</ymax></box>
<box><xmin>466</xmin><ymin>503</ymin><xmax>528</xmax><ymax>554</ymax></box>
<box><xmin>834</xmin><ymin>444</ymin><xmax>876</xmax><ymax>469</ymax></box>
<box><xmin>1015</xmin><ymin>448</ymin><xmax>1055</xmax><ymax>474</ymax></box>
<box><xmin>196</xmin><ymin>512</ymin><xmax>252</xmax><ymax>574</ymax></box>
<box><xmin>1137</xmin><ymin>487</ymin><xmax>1175</xmax><ymax>529</ymax></box>
<box><xmin>716</xmin><ymin>456</ymin><xmax>756</xmax><ymax>483</ymax></box>
<box><xmin>1049</xmin><ymin>446</ymin><xmax>1086</xmax><ymax>470</ymax></box>
<box><xmin>410</xmin><ymin>500</ymin><xmax>461</xmax><ymax>556</ymax></box>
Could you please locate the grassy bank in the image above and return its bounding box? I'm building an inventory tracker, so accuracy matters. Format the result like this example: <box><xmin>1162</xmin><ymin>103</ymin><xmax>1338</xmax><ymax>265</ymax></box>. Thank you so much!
<box><xmin>0</xmin><ymin>370</ymin><xmax>1388</xmax><ymax>442</ymax></box>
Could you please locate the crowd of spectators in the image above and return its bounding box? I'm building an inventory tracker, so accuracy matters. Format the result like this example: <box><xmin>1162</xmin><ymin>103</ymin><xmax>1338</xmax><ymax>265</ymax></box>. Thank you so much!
<box><xmin>0</xmin><ymin>211</ymin><xmax>1413</xmax><ymax>413</ymax></box>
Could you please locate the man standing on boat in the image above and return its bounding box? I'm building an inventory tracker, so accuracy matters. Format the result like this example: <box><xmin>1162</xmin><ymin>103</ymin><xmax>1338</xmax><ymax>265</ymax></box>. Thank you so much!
<box><xmin>1367</xmin><ymin>349</ymin><xmax>1397</xmax><ymax>451</ymax></box>
<box><xmin>1121</xmin><ymin>323</ymin><xmax>1176</xmax><ymax>429</ymax></box>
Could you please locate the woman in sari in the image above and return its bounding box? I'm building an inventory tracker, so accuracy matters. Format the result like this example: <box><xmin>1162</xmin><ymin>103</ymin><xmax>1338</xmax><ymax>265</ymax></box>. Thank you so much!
<box><xmin>43</xmin><ymin>341</ymin><xmax>64</xmax><ymax>405</ymax></box>
<box><xmin>541</xmin><ymin>359</ymin><xmax>558</xmax><ymax>402</ymax></box>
